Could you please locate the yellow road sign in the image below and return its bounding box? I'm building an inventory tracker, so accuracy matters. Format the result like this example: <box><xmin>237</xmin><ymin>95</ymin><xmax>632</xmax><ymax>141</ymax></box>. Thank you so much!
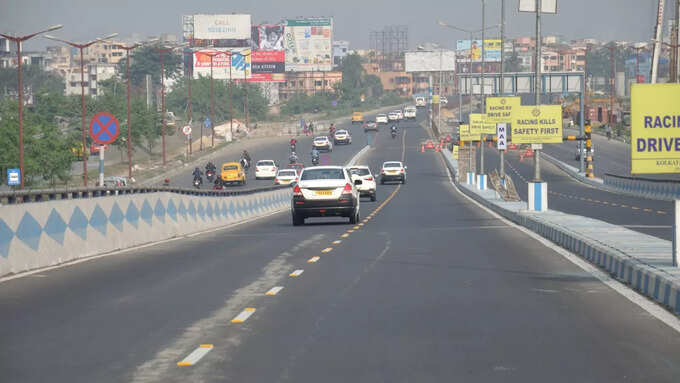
<box><xmin>453</xmin><ymin>145</ymin><xmax>459</xmax><ymax>159</ymax></box>
<box><xmin>631</xmin><ymin>83</ymin><xmax>680</xmax><ymax>174</ymax></box>
<box><xmin>459</xmin><ymin>124</ymin><xmax>479</xmax><ymax>141</ymax></box>
<box><xmin>469</xmin><ymin>113</ymin><xmax>496</xmax><ymax>135</ymax></box>
<box><xmin>511</xmin><ymin>105</ymin><xmax>563</xmax><ymax>144</ymax></box>
<box><xmin>486</xmin><ymin>96</ymin><xmax>521</xmax><ymax>123</ymax></box>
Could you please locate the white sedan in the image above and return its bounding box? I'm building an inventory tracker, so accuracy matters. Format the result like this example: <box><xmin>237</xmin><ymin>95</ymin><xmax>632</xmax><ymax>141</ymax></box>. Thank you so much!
<box><xmin>255</xmin><ymin>160</ymin><xmax>278</xmax><ymax>180</ymax></box>
<box><xmin>376</xmin><ymin>114</ymin><xmax>388</xmax><ymax>124</ymax></box>
<box><xmin>380</xmin><ymin>161</ymin><xmax>407</xmax><ymax>184</ymax></box>
<box><xmin>275</xmin><ymin>169</ymin><xmax>298</xmax><ymax>185</ymax></box>
<box><xmin>313</xmin><ymin>136</ymin><xmax>333</xmax><ymax>152</ymax></box>
<box><xmin>349</xmin><ymin>166</ymin><xmax>377</xmax><ymax>201</ymax></box>
<box><xmin>291</xmin><ymin>166</ymin><xmax>362</xmax><ymax>225</ymax></box>
<box><xmin>333</xmin><ymin>129</ymin><xmax>352</xmax><ymax>145</ymax></box>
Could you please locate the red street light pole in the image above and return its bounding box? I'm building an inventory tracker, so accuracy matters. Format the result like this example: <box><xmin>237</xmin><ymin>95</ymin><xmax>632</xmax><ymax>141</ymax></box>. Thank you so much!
<box><xmin>154</xmin><ymin>46</ymin><xmax>173</xmax><ymax>165</ymax></box>
<box><xmin>180</xmin><ymin>49</ymin><xmax>194</xmax><ymax>155</ymax></box>
<box><xmin>44</xmin><ymin>32</ymin><xmax>118</xmax><ymax>187</ymax></box>
<box><xmin>202</xmin><ymin>50</ymin><xmax>223</xmax><ymax>149</ymax></box>
<box><xmin>1</xmin><ymin>24</ymin><xmax>63</xmax><ymax>189</ymax></box>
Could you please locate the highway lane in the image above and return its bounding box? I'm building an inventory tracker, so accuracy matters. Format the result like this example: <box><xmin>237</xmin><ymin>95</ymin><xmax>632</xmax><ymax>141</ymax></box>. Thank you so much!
<box><xmin>171</xmin><ymin>111</ymin><xmax>400</xmax><ymax>190</ymax></box>
<box><xmin>3</xmin><ymin>115</ymin><xmax>680</xmax><ymax>382</ymax></box>
<box><xmin>543</xmin><ymin>128</ymin><xmax>680</xmax><ymax>181</ymax></box>
<box><xmin>481</xmin><ymin>146</ymin><xmax>673</xmax><ymax>240</ymax></box>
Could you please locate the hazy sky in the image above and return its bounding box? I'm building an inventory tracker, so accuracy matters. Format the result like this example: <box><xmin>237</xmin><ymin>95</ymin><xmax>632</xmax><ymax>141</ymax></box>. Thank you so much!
<box><xmin>1</xmin><ymin>0</ymin><xmax>674</xmax><ymax>51</ymax></box>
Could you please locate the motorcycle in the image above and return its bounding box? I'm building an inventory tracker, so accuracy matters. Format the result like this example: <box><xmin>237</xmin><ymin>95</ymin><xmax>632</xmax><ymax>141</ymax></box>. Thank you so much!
<box><xmin>240</xmin><ymin>158</ymin><xmax>250</xmax><ymax>172</ymax></box>
<box><xmin>290</xmin><ymin>143</ymin><xmax>296</xmax><ymax>152</ymax></box>
<box><xmin>206</xmin><ymin>169</ymin><xmax>215</xmax><ymax>182</ymax></box>
<box><xmin>311</xmin><ymin>155</ymin><xmax>320</xmax><ymax>166</ymax></box>
<box><xmin>289</xmin><ymin>154</ymin><xmax>299</xmax><ymax>164</ymax></box>
<box><xmin>391</xmin><ymin>130</ymin><xmax>397</xmax><ymax>139</ymax></box>
<box><xmin>193</xmin><ymin>177</ymin><xmax>202</xmax><ymax>189</ymax></box>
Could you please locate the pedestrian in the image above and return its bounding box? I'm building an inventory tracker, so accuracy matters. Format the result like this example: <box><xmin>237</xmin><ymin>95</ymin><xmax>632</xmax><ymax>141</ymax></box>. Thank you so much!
<box><xmin>304</xmin><ymin>123</ymin><xmax>309</xmax><ymax>136</ymax></box>
<box><xmin>605</xmin><ymin>124</ymin><xmax>612</xmax><ymax>140</ymax></box>
<box><xmin>309</xmin><ymin>122</ymin><xmax>314</xmax><ymax>134</ymax></box>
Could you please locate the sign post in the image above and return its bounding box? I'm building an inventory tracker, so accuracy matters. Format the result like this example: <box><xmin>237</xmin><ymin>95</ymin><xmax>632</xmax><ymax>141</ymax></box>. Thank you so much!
<box><xmin>7</xmin><ymin>168</ymin><xmax>20</xmax><ymax>187</ymax></box>
<box><xmin>89</xmin><ymin>112</ymin><xmax>120</xmax><ymax>187</ymax></box>
<box><xmin>469</xmin><ymin>113</ymin><xmax>496</xmax><ymax>190</ymax></box>
<box><xmin>487</xmin><ymin>96</ymin><xmax>521</xmax><ymax>182</ymax></box>
<box><xmin>631</xmin><ymin>83</ymin><xmax>680</xmax><ymax>266</ymax></box>
<box><xmin>182</xmin><ymin>125</ymin><xmax>193</xmax><ymax>160</ymax></box>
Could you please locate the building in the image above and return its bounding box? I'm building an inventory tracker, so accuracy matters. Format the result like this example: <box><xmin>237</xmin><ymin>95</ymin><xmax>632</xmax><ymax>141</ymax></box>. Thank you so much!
<box><xmin>64</xmin><ymin>63</ymin><xmax>116</xmax><ymax>97</ymax></box>
<box><xmin>45</xmin><ymin>46</ymin><xmax>72</xmax><ymax>76</ymax></box>
<box><xmin>278</xmin><ymin>71</ymin><xmax>342</xmax><ymax>100</ymax></box>
<box><xmin>333</xmin><ymin>40</ymin><xmax>350</xmax><ymax>67</ymax></box>
<box><xmin>363</xmin><ymin>62</ymin><xmax>413</xmax><ymax>96</ymax></box>
<box><xmin>83</xmin><ymin>42</ymin><xmax>126</xmax><ymax>65</ymax></box>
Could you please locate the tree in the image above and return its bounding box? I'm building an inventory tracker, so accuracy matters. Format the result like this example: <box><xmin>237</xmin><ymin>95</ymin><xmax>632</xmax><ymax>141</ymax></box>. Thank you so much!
<box><xmin>0</xmin><ymin>65</ymin><xmax>65</xmax><ymax>98</ymax></box>
<box><xmin>116</xmin><ymin>46</ymin><xmax>183</xmax><ymax>87</ymax></box>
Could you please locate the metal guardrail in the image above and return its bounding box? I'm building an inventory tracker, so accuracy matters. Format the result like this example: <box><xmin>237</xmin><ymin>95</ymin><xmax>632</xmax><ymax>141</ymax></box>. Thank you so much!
<box><xmin>604</xmin><ymin>173</ymin><xmax>680</xmax><ymax>184</ymax></box>
<box><xmin>0</xmin><ymin>184</ymin><xmax>290</xmax><ymax>205</ymax></box>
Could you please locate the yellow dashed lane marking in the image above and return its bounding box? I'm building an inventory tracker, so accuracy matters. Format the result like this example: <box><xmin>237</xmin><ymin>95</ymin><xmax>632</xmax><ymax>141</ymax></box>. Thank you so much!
<box><xmin>321</xmin><ymin>248</ymin><xmax>333</xmax><ymax>253</ymax></box>
<box><xmin>658</xmin><ymin>210</ymin><xmax>667</xmax><ymax>215</ymax></box>
<box><xmin>265</xmin><ymin>286</ymin><xmax>284</xmax><ymax>296</ymax></box>
<box><xmin>341</xmin><ymin>233</ymin><xmax>350</xmax><ymax>238</ymax></box>
<box><xmin>289</xmin><ymin>269</ymin><xmax>304</xmax><ymax>277</ymax></box>
<box><xmin>177</xmin><ymin>344</ymin><xmax>214</xmax><ymax>367</ymax></box>
<box><xmin>353</xmin><ymin>225</ymin><xmax>360</xmax><ymax>230</ymax></box>
<box><xmin>332</xmin><ymin>240</ymin><xmax>342</xmax><ymax>244</ymax></box>
<box><xmin>307</xmin><ymin>256</ymin><xmax>320</xmax><ymax>263</ymax></box>
<box><xmin>231</xmin><ymin>308</ymin><xmax>256</xmax><ymax>323</ymax></box>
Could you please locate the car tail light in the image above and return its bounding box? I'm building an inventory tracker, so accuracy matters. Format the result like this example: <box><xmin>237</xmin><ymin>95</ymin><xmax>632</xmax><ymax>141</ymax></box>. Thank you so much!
<box><xmin>293</xmin><ymin>184</ymin><xmax>303</xmax><ymax>196</ymax></box>
<box><xmin>381</xmin><ymin>169</ymin><xmax>385</xmax><ymax>174</ymax></box>
<box><xmin>274</xmin><ymin>178</ymin><xmax>279</xmax><ymax>183</ymax></box>
<box><xmin>400</xmin><ymin>169</ymin><xmax>405</xmax><ymax>173</ymax></box>
<box><xmin>365</xmin><ymin>177</ymin><xmax>373</xmax><ymax>181</ymax></box>
<box><xmin>342</xmin><ymin>183</ymin><xmax>352</xmax><ymax>195</ymax></box>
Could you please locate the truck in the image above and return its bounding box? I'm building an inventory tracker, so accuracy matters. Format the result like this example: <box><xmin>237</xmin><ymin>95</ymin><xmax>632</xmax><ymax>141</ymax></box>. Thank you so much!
<box><xmin>404</xmin><ymin>106</ymin><xmax>417</xmax><ymax>119</ymax></box>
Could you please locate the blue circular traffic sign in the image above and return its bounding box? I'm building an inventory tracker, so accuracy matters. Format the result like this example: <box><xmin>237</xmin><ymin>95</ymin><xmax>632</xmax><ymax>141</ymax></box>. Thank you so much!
<box><xmin>89</xmin><ymin>112</ymin><xmax>120</xmax><ymax>145</ymax></box>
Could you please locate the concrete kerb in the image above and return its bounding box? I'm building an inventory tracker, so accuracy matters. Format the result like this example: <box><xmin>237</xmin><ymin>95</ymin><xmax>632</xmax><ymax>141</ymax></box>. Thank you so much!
<box><xmin>440</xmin><ymin>148</ymin><xmax>680</xmax><ymax>316</ymax></box>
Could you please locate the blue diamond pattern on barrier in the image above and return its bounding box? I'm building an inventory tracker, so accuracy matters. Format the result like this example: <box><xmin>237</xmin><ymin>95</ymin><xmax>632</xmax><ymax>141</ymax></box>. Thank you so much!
<box><xmin>221</xmin><ymin>202</ymin><xmax>228</xmax><ymax>218</ymax></box>
<box><xmin>109</xmin><ymin>202</ymin><xmax>124</xmax><ymax>232</ymax></box>
<box><xmin>178</xmin><ymin>200</ymin><xmax>187</xmax><ymax>220</ymax></box>
<box><xmin>0</xmin><ymin>219</ymin><xmax>14</xmax><ymax>258</ymax></box>
<box><xmin>188</xmin><ymin>200</ymin><xmax>197</xmax><ymax>220</ymax></box>
<box><xmin>197</xmin><ymin>202</ymin><xmax>206</xmax><ymax>221</ymax></box>
<box><xmin>154</xmin><ymin>199</ymin><xmax>166</xmax><ymax>224</ymax></box>
<box><xmin>141</xmin><ymin>200</ymin><xmax>153</xmax><ymax>226</ymax></box>
<box><xmin>89</xmin><ymin>205</ymin><xmax>108</xmax><ymax>236</ymax></box>
<box><xmin>44</xmin><ymin>208</ymin><xmax>67</xmax><ymax>245</ymax></box>
<box><xmin>167</xmin><ymin>199</ymin><xmax>178</xmax><ymax>222</ymax></box>
<box><xmin>206</xmin><ymin>201</ymin><xmax>214</xmax><ymax>220</ymax></box>
<box><xmin>126</xmin><ymin>201</ymin><xmax>140</xmax><ymax>229</ymax></box>
<box><xmin>69</xmin><ymin>206</ymin><xmax>89</xmax><ymax>241</ymax></box>
<box><xmin>236</xmin><ymin>201</ymin><xmax>244</xmax><ymax>217</ymax></box>
<box><xmin>229</xmin><ymin>201</ymin><xmax>236</xmax><ymax>217</ymax></box>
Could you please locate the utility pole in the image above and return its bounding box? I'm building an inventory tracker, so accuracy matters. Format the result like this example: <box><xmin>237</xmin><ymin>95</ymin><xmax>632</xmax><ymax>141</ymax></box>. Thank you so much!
<box><xmin>608</xmin><ymin>45</ymin><xmax>616</xmax><ymax>125</ymax></box>
<box><xmin>651</xmin><ymin>0</ymin><xmax>666</xmax><ymax>84</ymax></box>
<box><xmin>499</xmin><ymin>0</ymin><xmax>506</xmax><ymax>181</ymax></box>
<box><xmin>533</xmin><ymin>0</ymin><xmax>542</xmax><ymax>182</ymax></box>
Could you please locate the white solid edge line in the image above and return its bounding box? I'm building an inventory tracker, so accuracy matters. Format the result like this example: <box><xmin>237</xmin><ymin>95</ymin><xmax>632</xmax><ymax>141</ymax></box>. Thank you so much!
<box><xmin>265</xmin><ymin>286</ymin><xmax>284</xmax><ymax>296</ymax></box>
<box><xmin>0</xmin><ymin>207</ymin><xmax>288</xmax><ymax>284</ymax></box>
<box><xmin>177</xmin><ymin>345</ymin><xmax>213</xmax><ymax>366</ymax></box>
<box><xmin>440</xmin><ymin>157</ymin><xmax>680</xmax><ymax>334</ymax></box>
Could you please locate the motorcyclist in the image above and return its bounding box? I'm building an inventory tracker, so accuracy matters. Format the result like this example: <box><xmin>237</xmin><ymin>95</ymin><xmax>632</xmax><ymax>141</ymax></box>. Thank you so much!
<box><xmin>391</xmin><ymin>125</ymin><xmax>397</xmax><ymax>133</ymax></box>
<box><xmin>205</xmin><ymin>161</ymin><xmax>216</xmax><ymax>172</ymax></box>
<box><xmin>329</xmin><ymin>123</ymin><xmax>335</xmax><ymax>135</ymax></box>
<box><xmin>289</xmin><ymin>151</ymin><xmax>299</xmax><ymax>164</ymax></box>
<box><xmin>192</xmin><ymin>167</ymin><xmax>203</xmax><ymax>185</ymax></box>
<box><xmin>290</xmin><ymin>137</ymin><xmax>297</xmax><ymax>151</ymax></box>
<box><xmin>241</xmin><ymin>150</ymin><xmax>251</xmax><ymax>164</ymax></box>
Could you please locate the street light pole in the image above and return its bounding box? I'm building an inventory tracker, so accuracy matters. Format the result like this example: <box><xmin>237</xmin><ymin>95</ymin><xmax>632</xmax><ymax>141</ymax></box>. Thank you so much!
<box><xmin>533</xmin><ymin>0</ymin><xmax>542</xmax><ymax>182</ymax></box>
<box><xmin>500</xmin><ymin>0</ymin><xmax>506</xmax><ymax>181</ymax></box>
<box><xmin>480</xmin><ymin>0</ymin><xmax>486</xmax><ymax>175</ymax></box>
<box><xmin>229</xmin><ymin>53</ymin><xmax>234</xmax><ymax>141</ymax></box>
<box><xmin>44</xmin><ymin>32</ymin><xmax>118</xmax><ymax>187</ymax></box>
<box><xmin>1</xmin><ymin>25</ymin><xmax>63</xmax><ymax>189</ymax></box>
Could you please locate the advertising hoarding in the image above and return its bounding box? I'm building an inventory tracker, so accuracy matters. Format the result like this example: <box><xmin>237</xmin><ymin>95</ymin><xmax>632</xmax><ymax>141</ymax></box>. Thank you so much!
<box><xmin>284</xmin><ymin>18</ymin><xmax>333</xmax><ymax>72</ymax></box>
<box><xmin>193</xmin><ymin>48</ymin><xmax>251</xmax><ymax>80</ymax></box>
<box><xmin>518</xmin><ymin>0</ymin><xmax>558</xmax><ymax>13</ymax></box>
<box><xmin>459</xmin><ymin>124</ymin><xmax>480</xmax><ymax>141</ymax></box>
<box><xmin>469</xmin><ymin>113</ymin><xmax>497</xmax><ymax>135</ymax></box>
<box><xmin>456</xmin><ymin>40</ymin><xmax>501</xmax><ymax>62</ymax></box>
<box><xmin>193</xmin><ymin>14</ymin><xmax>251</xmax><ymax>40</ymax></box>
<box><xmin>486</xmin><ymin>96</ymin><xmax>522</xmax><ymax>123</ymax></box>
<box><xmin>250</xmin><ymin>25</ymin><xmax>285</xmax><ymax>82</ymax></box>
<box><xmin>511</xmin><ymin>105</ymin><xmax>563</xmax><ymax>144</ymax></box>
<box><xmin>630</xmin><ymin>84</ymin><xmax>680</xmax><ymax>174</ymax></box>
<box><xmin>404</xmin><ymin>51</ymin><xmax>457</xmax><ymax>72</ymax></box>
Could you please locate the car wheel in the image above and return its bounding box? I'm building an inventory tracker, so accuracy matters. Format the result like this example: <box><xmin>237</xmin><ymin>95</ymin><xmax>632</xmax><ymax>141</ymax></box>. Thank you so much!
<box><xmin>380</xmin><ymin>179</ymin><xmax>385</xmax><ymax>185</ymax></box>
<box><xmin>370</xmin><ymin>192</ymin><xmax>376</xmax><ymax>202</ymax></box>
<box><xmin>402</xmin><ymin>177</ymin><xmax>406</xmax><ymax>184</ymax></box>
<box><xmin>292</xmin><ymin>213</ymin><xmax>304</xmax><ymax>226</ymax></box>
<box><xmin>243</xmin><ymin>178</ymin><xmax>247</xmax><ymax>186</ymax></box>
<box><xmin>349</xmin><ymin>210</ymin><xmax>359</xmax><ymax>224</ymax></box>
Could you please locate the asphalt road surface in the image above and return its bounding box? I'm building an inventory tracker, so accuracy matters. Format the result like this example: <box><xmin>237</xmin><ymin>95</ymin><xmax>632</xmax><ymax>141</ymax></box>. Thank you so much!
<box><xmin>2</xmin><ymin>114</ymin><xmax>680</xmax><ymax>382</ymax></box>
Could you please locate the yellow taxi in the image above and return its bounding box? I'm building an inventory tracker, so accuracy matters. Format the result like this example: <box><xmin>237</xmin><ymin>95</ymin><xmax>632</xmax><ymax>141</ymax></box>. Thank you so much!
<box><xmin>221</xmin><ymin>162</ymin><xmax>247</xmax><ymax>186</ymax></box>
<box><xmin>351</xmin><ymin>112</ymin><xmax>364</xmax><ymax>124</ymax></box>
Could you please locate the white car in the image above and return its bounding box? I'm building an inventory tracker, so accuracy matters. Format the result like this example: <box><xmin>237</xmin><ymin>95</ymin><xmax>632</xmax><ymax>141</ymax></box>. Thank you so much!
<box><xmin>440</xmin><ymin>96</ymin><xmax>448</xmax><ymax>105</ymax></box>
<box><xmin>394</xmin><ymin>110</ymin><xmax>404</xmax><ymax>120</ymax></box>
<box><xmin>380</xmin><ymin>161</ymin><xmax>407</xmax><ymax>184</ymax></box>
<box><xmin>333</xmin><ymin>129</ymin><xmax>352</xmax><ymax>145</ymax></box>
<box><xmin>415</xmin><ymin>96</ymin><xmax>426</xmax><ymax>107</ymax></box>
<box><xmin>404</xmin><ymin>106</ymin><xmax>417</xmax><ymax>119</ymax></box>
<box><xmin>255</xmin><ymin>160</ymin><xmax>278</xmax><ymax>180</ymax></box>
<box><xmin>388</xmin><ymin>112</ymin><xmax>399</xmax><ymax>122</ymax></box>
<box><xmin>313</xmin><ymin>136</ymin><xmax>333</xmax><ymax>152</ymax></box>
<box><xmin>349</xmin><ymin>166</ymin><xmax>377</xmax><ymax>201</ymax></box>
<box><xmin>376</xmin><ymin>114</ymin><xmax>388</xmax><ymax>124</ymax></box>
<box><xmin>291</xmin><ymin>166</ymin><xmax>362</xmax><ymax>225</ymax></box>
<box><xmin>275</xmin><ymin>169</ymin><xmax>298</xmax><ymax>185</ymax></box>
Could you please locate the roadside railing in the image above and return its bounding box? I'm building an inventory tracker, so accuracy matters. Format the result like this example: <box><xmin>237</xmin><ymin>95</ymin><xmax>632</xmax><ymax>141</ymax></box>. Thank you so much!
<box><xmin>0</xmin><ymin>184</ymin><xmax>290</xmax><ymax>206</ymax></box>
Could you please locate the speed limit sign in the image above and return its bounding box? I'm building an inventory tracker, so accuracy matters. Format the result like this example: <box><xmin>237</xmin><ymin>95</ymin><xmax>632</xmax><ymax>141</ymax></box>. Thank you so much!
<box><xmin>182</xmin><ymin>125</ymin><xmax>192</xmax><ymax>136</ymax></box>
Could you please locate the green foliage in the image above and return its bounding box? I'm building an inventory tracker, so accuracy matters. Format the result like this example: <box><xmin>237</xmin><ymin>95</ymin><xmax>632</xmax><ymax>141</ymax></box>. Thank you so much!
<box><xmin>116</xmin><ymin>46</ymin><xmax>183</xmax><ymax>87</ymax></box>
<box><xmin>586</xmin><ymin>43</ymin><xmax>635</xmax><ymax>89</ymax></box>
<box><xmin>504</xmin><ymin>51</ymin><xmax>522</xmax><ymax>73</ymax></box>
<box><xmin>0</xmin><ymin>65</ymin><xmax>65</xmax><ymax>97</ymax></box>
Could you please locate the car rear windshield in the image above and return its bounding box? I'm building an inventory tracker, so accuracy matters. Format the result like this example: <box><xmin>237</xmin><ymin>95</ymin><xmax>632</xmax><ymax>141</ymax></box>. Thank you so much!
<box><xmin>258</xmin><ymin>161</ymin><xmax>274</xmax><ymax>166</ymax></box>
<box><xmin>336</xmin><ymin>130</ymin><xmax>347</xmax><ymax>134</ymax></box>
<box><xmin>223</xmin><ymin>165</ymin><xmax>238</xmax><ymax>170</ymax></box>
<box><xmin>301</xmin><ymin>168</ymin><xmax>345</xmax><ymax>181</ymax></box>
<box><xmin>384</xmin><ymin>162</ymin><xmax>401</xmax><ymax>168</ymax></box>
<box><xmin>350</xmin><ymin>168</ymin><xmax>370</xmax><ymax>176</ymax></box>
<box><xmin>278</xmin><ymin>171</ymin><xmax>296</xmax><ymax>177</ymax></box>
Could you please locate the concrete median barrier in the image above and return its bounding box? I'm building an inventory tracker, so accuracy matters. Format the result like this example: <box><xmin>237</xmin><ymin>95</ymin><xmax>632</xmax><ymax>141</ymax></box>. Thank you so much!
<box><xmin>0</xmin><ymin>187</ymin><xmax>291</xmax><ymax>278</ymax></box>
<box><xmin>440</xmin><ymin>149</ymin><xmax>680</xmax><ymax>317</ymax></box>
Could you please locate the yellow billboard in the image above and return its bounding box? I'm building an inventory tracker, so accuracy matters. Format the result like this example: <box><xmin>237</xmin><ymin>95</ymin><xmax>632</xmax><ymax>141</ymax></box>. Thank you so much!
<box><xmin>486</xmin><ymin>96</ymin><xmax>521</xmax><ymax>123</ymax></box>
<box><xmin>631</xmin><ymin>84</ymin><xmax>680</xmax><ymax>174</ymax></box>
<box><xmin>511</xmin><ymin>105</ymin><xmax>563</xmax><ymax>144</ymax></box>
<box><xmin>459</xmin><ymin>124</ymin><xmax>479</xmax><ymax>141</ymax></box>
<box><xmin>469</xmin><ymin>113</ymin><xmax>496</xmax><ymax>134</ymax></box>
